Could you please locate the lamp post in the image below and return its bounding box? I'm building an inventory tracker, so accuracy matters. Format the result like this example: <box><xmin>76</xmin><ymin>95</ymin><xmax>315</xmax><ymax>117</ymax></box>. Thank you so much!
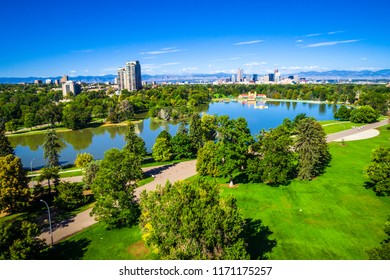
<box><xmin>30</xmin><ymin>158</ymin><xmax>35</xmax><ymax>187</ymax></box>
<box><xmin>40</xmin><ymin>199</ymin><xmax>54</xmax><ymax>246</ymax></box>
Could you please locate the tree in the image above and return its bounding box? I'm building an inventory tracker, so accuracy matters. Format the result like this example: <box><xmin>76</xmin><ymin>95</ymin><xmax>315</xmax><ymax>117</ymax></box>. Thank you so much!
<box><xmin>368</xmin><ymin>218</ymin><xmax>390</xmax><ymax>260</ymax></box>
<box><xmin>91</xmin><ymin>148</ymin><xmax>142</xmax><ymax>228</ymax></box>
<box><xmin>83</xmin><ymin>160</ymin><xmax>100</xmax><ymax>190</ymax></box>
<box><xmin>0</xmin><ymin>129</ymin><xmax>14</xmax><ymax>157</ymax></box>
<box><xmin>139</xmin><ymin>178</ymin><xmax>249</xmax><ymax>260</ymax></box>
<box><xmin>38</xmin><ymin>166</ymin><xmax>60</xmax><ymax>195</ymax></box>
<box><xmin>74</xmin><ymin>153</ymin><xmax>94</xmax><ymax>169</ymax></box>
<box><xmin>189</xmin><ymin>113</ymin><xmax>203</xmax><ymax>154</ymax></box>
<box><xmin>62</xmin><ymin>102</ymin><xmax>92</xmax><ymax>130</ymax></box>
<box><xmin>42</xmin><ymin>128</ymin><xmax>61</xmax><ymax>167</ymax></box>
<box><xmin>365</xmin><ymin>146</ymin><xmax>390</xmax><ymax>196</ymax></box>
<box><xmin>334</xmin><ymin>105</ymin><xmax>352</xmax><ymax>121</ymax></box>
<box><xmin>295</xmin><ymin>118</ymin><xmax>330</xmax><ymax>180</ymax></box>
<box><xmin>152</xmin><ymin>137</ymin><xmax>174</xmax><ymax>162</ymax></box>
<box><xmin>54</xmin><ymin>182</ymin><xmax>85</xmax><ymax>210</ymax></box>
<box><xmin>350</xmin><ymin>105</ymin><xmax>380</xmax><ymax>123</ymax></box>
<box><xmin>196</xmin><ymin>141</ymin><xmax>222</xmax><ymax>176</ymax></box>
<box><xmin>247</xmin><ymin>125</ymin><xmax>296</xmax><ymax>185</ymax></box>
<box><xmin>24</xmin><ymin>112</ymin><xmax>35</xmax><ymax>130</ymax></box>
<box><xmin>0</xmin><ymin>155</ymin><xmax>29</xmax><ymax>213</ymax></box>
<box><xmin>171</xmin><ymin>122</ymin><xmax>193</xmax><ymax>159</ymax></box>
<box><xmin>124</xmin><ymin>123</ymin><xmax>146</xmax><ymax>157</ymax></box>
<box><xmin>0</xmin><ymin>219</ymin><xmax>47</xmax><ymax>260</ymax></box>
<box><xmin>5</xmin><ymin>120</ymin><xmax>17</xmax><ymax>132</ymax></box>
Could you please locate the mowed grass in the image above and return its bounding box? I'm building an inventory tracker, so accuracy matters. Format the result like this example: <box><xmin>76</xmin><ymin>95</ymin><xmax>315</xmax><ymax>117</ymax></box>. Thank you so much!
<box><xmin>47</xmin><ymin>223</ymin><xmax>157</xmax><ymax>260</ymax></box>
<box><xmin>222</xmin><ymin>126</ymin><xmax>390</xmax><ymax>259</ymax></box>
<box><xmin>319</xmin><ymin>120</ymin><xmax>364</xmax><ymax>134</ymax></box>
<box><xmin>48</xmin><ymin>127</ymin><xmax>389</xmax><ymax>260</ymax></box>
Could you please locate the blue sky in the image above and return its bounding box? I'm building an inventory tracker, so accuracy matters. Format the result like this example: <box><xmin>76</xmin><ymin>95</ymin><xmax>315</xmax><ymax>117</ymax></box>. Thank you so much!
<box><xmin>1</xmin><ymin>0</ymin><xmax>389</xmax><ymax>77</ymax></box>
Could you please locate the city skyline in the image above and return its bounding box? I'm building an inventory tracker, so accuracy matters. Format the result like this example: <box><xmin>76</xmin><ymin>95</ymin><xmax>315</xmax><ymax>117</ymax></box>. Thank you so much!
<box><xmin>1</xmin><ymin>0</ymin><xmax>389</xmax><ymax>77</ymax></box>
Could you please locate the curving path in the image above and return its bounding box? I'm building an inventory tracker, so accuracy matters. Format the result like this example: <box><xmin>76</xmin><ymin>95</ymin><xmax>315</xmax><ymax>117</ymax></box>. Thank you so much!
<box><xmin>39</xmin><ymin>160</ymin><xmax>197</xmax><ymax>244</ymax></box>
<box><xmin>39</xmin><ymin>119</ymin><xmax>388</xmax><ymax>244</ymax></box>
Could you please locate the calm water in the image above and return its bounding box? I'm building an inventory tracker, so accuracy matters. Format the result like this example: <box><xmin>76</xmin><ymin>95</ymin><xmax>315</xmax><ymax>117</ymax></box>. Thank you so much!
<box><xmin>11</xmin><ymin>101</ymin><xmax>338</xmax><ymax>169</ymax></box>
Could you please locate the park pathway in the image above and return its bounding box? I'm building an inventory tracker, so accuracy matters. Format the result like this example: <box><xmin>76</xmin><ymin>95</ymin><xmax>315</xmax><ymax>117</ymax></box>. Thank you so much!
<box><xmin>39</xmin><ymin>119</ymin><xmax>388</xmax><ymax>244</ymax></box>
<box><xmin>39</xmin><ymin>160</ymin><xmax>197</xmax><ymax>244</ymax></box>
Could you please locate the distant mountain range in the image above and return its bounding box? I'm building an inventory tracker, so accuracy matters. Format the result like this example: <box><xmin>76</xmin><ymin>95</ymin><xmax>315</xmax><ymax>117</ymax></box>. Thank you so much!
<box><xmin>1</xmin><ymin>69</ymin><xmax>390</xmax><ymax>84</ymax></box>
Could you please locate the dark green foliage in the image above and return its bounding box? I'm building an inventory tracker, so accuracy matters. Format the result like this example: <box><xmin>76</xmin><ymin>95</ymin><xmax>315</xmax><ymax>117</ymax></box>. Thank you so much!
<box><xmin>107</xmin><ymin>100</ymin><xmax>134</xmax><ymax>123</ymax></box>
<box><xmin>54</xmin><ymin>182</ymin><xmax>85</xmax><ymax>210</ymax></box>
<box><xmin>82</xmin><ymin>160</ymin><xmax>100</xmax><ymax>190</ymax></box>
<box><xmin>171</xmin><ymin>122</ymin><xmax>193</xmax><ymax>159</ymax></box>
<box><xmin>140</xmin><ymin>178</ymin><xmax>249</xmax><ymax>260</ymax></box>
<box><xmin>247</xmin><ymin>125</ymin><xmax>296</xmax><ymax>185</ymax></box>
<box><xmin>189</xmin><ymin>113</ymin><xmax>203</xmax><ymax>153</ymax></box>
<box><xmin>295</xmin><ymin>118</ymin><xmax>330</xmax><ymax>180</ymax></box>
<box><xmin>124</xmin><ymin>123</ymin><xmax>146</xmax><ymax>157</ymax></box>
<box><xmin>0</xmin><ymin>155</ymin><xmax>29</xmax><ymax>213</ymax></box>
<box><xmin>62</xmin><ymin>102</ymin><xmax>92</xmax><ymax>130</ymax></box>
<box><xmin>42</xmin><ymin>128</ymin><xmax>61</xmax><ymax>167</ymax></box>
<box><xmin>358</xmin><ymin>90</ymin><xmax>389</xmax><ymax>115</ymax></box>
<box><xmin>156</xmin><ymin>130</ymin><xmax>172</xmax><ymax>141</ymax></box>
<box><xmin>152</xmin><ymin>137</ymin><xmax>174</xmax><ymax>162</ymax></box>
<box><xmin>334</xmin><ymin>105</ymin><xmax>352</xmax><ymax>121</ymax></box>
<box><xmin>0</xmin><ymin>219</ymin><xmax>47</xmax><ymax>260</ymax></box>
<box><xmin>0</xmin><ymin>129</ymin><xmax>14</xmax><ymax>157</ymax></box>
<box><xmin>365</xmin><ymin>146</ymin><xmax>390</xmax><ymax>196</ymax></box>
<box><xmin>293</xmin><ymin>113</ymin><xmax>308</xmax><ymax>127</ymax></box>
<box><xmin>91</xmin><ymin>148</ymin><xmax>142</xmax><ymax>228</ymax></box>
<box><xmin>197</xmin><ymin>141</ymin><xmax>222</xmax><ymax>176</ymax></box>
<box><xmin>38</xmin><ymin>166</ymin><xmax>60</xmax><ymax>194</ymax></box>
<box><xmin>350</xmin><ymin>105</ymin><xmax>380</xmax><ymax>123</ymax></box>
<box><xmin>368</xmin><ymin>218</ymin><xmax>390</xmax><ymax>260</ymax></box>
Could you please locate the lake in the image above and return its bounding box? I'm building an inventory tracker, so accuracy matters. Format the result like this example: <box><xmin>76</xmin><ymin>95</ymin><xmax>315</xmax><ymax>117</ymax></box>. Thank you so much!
<box><xmin>10</xmin><ymin>100</ymin><xmax>338</xmax><ymax>169</ymax></box>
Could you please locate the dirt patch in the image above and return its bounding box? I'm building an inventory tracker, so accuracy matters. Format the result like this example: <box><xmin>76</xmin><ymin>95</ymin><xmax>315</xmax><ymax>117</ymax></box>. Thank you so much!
<box><xmin>127</xmin><ymin>241</ymin><xmax>150</xmax><ymax>258</ymax></box>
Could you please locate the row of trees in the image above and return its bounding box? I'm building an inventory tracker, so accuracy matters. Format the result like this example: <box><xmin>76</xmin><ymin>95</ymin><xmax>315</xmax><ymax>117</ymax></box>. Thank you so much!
<box><xmin>196</xmin><ymin>114</ymin><xmax>330</xmax><ymax>185</ymax></box>
<box><xmin>334</xmin><ymin>105</ymin><xmax>381</xmax><ymax>123</ymax></box>
<box><xmin>1</xmin><ymin>83</ymin><xmax>388</xmax><ymax>132</ymax></box>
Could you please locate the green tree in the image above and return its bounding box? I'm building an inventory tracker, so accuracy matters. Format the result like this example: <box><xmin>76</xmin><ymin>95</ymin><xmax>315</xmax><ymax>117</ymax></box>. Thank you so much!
<box><xmin>0</xmin><ymin>219</ymin><xmax>47</xmax><ymax>260</ymax></box>
<box><xmin>189</xmin><ymin>113</ymin><xmax>203</xmax><ymax>154</ymax></box>
<box><xmin>196</xmin><ymin>141</ymin><xmax>223</xmax><ymax>176</ymax></box>
<box><xmin>152</xmin><ymin>137</ymin><xmax>174</xmax><ymax>162</ymax></box>
<box><xmin>42</xmin><ymin>128</ymin><xmax>61</xmax><ymax>167</ymax></box>
<box><xmin>82</xmin><ymin>160</ymin><xmax>100</xmax><ymax>190</ymax></box>
<box><xmin>140</xmin><ymin>178</ymin><xmax>249</xmax><ymax>260</ymax></box>
<box><xmin>171</xmin><ymin>122</ymin><xmax>193</xmax><ymax>159</ymax></box>
<box><xmin>5</xmin><ymin>120</ymin><xmax>17</xmax><ymax>132</ymax></box>
<box><xmin>54</xmin><ymin>182</ymin><xmax>85</xmax><ymax>210</ymax></box>
<box><xmin>365</xmin><ymin>146</ymin><xmax>390</xmax><ymax>196</ymax></box>
<box><xmin>124</xmin><ymin>123</ymin><xmax>146</xmax><ymax>157</ymax></box>
<box><xmin>24</xmin><ymin>112</ymin><xmax>35</xmax><ymax>130</ymax></box>
<box><xmin>334</xmin><ymin>105</ymin><xmax>352</xmax><ymax>121</ymax></box>
<box><xmin>38</xmin><ymin>166</ymin><xmax>60</xmax><ymax>195</ymax></box>
<box><xmin>0</xmin><ymin>155</ymin><xmax>29</xmax><ymax>213</ymax></box>
<box><xmin>62</xmin><ymin>102</ymin><xmax>92</xmax><ymax>130</ymax></box>
<box><xmin>247</xmin><ymin>125</ymin><xmax>296</xmax><ymax>185</ymax></box>
<box><xmin>74</xmin><ymin>153</ymin><xmax>94</xmax><ymax>169</ymax></box>
<box><xmin>91</xmin><ymin>148</ymin><xmax>142</xmax><ymax>228</ymax></box>
<box><xmin>295</xmin><ymin>118</ymin><xmax>330</xmax><ymax>180</ymax></box>
<box><xmin>0</xmin><ymin>129</ymin><xmax>14</xmax><ymax>157</ymax></box>
<box><xmin>350</xmin><ymin>105</ymin><xmax>380</xmax><ymax>123</ymax></box>
<box><xmin>368</xmin><ymin>218</ymin><xmax>390</xmax><ymax>260</ymax></box>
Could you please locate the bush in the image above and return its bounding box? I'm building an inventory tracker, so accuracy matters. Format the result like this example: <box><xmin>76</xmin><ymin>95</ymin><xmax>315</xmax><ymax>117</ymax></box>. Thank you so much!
<box><xmin>74</xmin><ymin>153</ymin><xmax>94</xmax><ymax>169</ymax></box>
<box><xmin>350</xmin><ymin>105</ymin><xmax>380</xmax><ymax>123</ymax></box>
<box><xmin>54</xmin><ymin>182</ymin><xmax>85</xmax><ymax>210</ymax></box>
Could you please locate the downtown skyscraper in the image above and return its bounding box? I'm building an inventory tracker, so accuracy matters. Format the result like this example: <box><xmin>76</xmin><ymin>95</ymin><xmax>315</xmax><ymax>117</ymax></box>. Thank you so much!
<box><xmin>117</xmin><ymin>60</ymin><xmax>142</xmax><ymax>92</ymax></box>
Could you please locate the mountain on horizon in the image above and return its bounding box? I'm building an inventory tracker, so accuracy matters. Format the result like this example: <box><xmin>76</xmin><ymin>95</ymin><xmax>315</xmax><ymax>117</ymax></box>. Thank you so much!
<box><xmin>1</xmin><ymin>69</ymin><xmax>390</xmax><ymax>84</ymax></box>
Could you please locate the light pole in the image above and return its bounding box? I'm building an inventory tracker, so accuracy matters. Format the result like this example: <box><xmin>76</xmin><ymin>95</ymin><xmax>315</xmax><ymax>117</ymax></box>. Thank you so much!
<box><xmin>30</xmin><ymin>158</ymin><xmax>35</xmax><ymax>187</ymax></box>
<box><xmin>40</xmin><ymin>199</ymin><xmax>54</xmax><ymax>246</ymax></box>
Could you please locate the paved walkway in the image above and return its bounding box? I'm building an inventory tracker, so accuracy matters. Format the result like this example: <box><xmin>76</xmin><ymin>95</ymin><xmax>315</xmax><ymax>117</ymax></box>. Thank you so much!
<box><xmin>39</xmin><ymin>119</ymin><xmax>388</xmax><ymax>244</ymax></box>
<box><xmin>39</xmin><ymin>160</ymin><xmax>197</xmax><ymax>244</ymax></box>
<box><xmin>326</xmin><ymin>119</ymin><xmax>388</xmax><ymax>142</ymax></box>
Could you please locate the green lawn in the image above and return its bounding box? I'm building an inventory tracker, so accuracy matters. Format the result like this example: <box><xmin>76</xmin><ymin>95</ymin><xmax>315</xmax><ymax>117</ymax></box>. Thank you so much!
<box><xmin>221</xmin><ymin>126</ymin><xmax>390</xmax><ymax>259</ymax></box>
<box><xmin>44</xmin><ymin>126</ymin><xmax>390</xmax><ymax>260</ymax></box>
<box><xmin>319</xmin><ymin>120</ymin><xmax>364</xmax><ymax>134</ymax></box>
<box><xmin>46</xmin><ymin>223</ymin><xmax>157</xmax><ymax>260</ymax></box>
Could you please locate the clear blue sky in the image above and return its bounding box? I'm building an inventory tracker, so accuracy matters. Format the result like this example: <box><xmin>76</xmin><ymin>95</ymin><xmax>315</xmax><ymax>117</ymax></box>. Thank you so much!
<box><xmin>1</xmin><ymin>0</ymin><xmax>389</xmax><ymax>77</ymax></box>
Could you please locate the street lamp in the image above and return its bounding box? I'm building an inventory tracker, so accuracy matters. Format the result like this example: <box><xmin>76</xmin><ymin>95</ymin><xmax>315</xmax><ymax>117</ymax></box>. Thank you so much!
<box><xmin>40</xmin><ymin>199</ymin><xmax>54</xmax><ymax>246</ymax></box>
<box><xmin>30</xmin><ymin>158</ymin><xmax>35</xmax><ymax>187</ymax></box>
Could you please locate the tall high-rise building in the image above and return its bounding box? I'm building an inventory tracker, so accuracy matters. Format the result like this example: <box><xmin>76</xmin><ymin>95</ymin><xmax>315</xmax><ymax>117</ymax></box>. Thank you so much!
<box><xmin>274</xmin><ymin>69</ymin><xmax>281</xmax><ymax>83</ymax></box>
<box><xmin>268</xmin><ymin>73</ymin><xmax>275</xmax><ymax>82</ymax></box>
<box><xmin>237</xmin><ymin>68</ymin><xmax>243</xmax><ymax>82</ymax></box>
<box><xmin>60</xmin><ymin>75</ymin><xmax>69</xmax><ymax>84</ymax></box>
<box><xmin>231</xmin><ymin>74</ymin><xmax>236</xmax><ymax>83</ymax></box>
<box><xmin>117</xmin><ymin>60</ymin><xmax>142</xmax><ymax>92</ymax></box>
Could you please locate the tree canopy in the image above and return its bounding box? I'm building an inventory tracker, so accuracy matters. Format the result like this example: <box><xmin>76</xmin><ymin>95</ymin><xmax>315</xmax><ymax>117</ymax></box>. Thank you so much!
<box><xmin>42</xmin><ymin>128</ymin><xmax>61</xmax><ymax>167</ymax></box>
<box><xmin>365</xmin><ymin>146</ymin><xmax>390</xmax><ymax>196</ymax></box>
<box><xmin>140</xmin><ymin>178</ymin><xmax>249</xmax><ymax>260</ymax></box>
<box><xmin>0</xmin><ymin>129</ymin><xmax>14</xmax><ymax>157</ymax></box>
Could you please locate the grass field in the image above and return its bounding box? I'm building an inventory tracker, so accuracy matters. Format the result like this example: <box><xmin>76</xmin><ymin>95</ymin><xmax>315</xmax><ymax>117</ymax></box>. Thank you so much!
<box><xmin>320</xmin><ymin>121</ymin><xmax>364</xmax><ymax>134</ymax></box>
<box><xmin>46</xmin><ymin>126</ymin><xmax>390</xmax><ymax>260</ymax></box>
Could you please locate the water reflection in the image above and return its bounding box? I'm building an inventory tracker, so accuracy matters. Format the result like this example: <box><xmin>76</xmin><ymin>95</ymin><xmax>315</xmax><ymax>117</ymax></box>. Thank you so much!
<box><xmin>13</xmin><ymin>101</ymin><xmax>337</xmax><ymax>168</ymax></box>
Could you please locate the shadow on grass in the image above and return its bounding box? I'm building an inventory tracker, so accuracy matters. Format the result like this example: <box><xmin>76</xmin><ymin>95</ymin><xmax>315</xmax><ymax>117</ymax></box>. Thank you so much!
<box><xmin>44</xmin><ymin>238</ymin><xmax>91</xmax><ymax>260</ymax></box>
<box><xmin>241</xmin><ymin>218</ymin><xmax>277</xmax><ymax>260</ymax></box>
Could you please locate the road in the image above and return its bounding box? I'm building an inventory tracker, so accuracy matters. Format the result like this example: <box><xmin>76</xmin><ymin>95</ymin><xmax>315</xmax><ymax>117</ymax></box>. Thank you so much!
<box><xmin>39</xmin><ymin>119</ymin><xmax>388</xmax><ymax>244</ymax></box>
